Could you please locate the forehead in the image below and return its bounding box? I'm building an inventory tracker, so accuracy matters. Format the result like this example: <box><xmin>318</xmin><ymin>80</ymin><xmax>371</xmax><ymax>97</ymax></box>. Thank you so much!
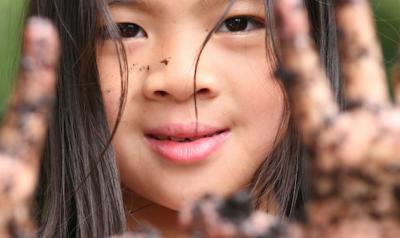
<box><xmin>107</xmin><ymin>0</ymin><xmax>264</xmax><ymax>11</ymax></box>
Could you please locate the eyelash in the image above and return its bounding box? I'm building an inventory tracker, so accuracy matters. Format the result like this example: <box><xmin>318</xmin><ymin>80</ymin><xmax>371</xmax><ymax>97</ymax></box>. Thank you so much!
<box><xmin>114</xmin><ymin>16</ymin><xmax>265</xmax><ymax>39</ymax></box>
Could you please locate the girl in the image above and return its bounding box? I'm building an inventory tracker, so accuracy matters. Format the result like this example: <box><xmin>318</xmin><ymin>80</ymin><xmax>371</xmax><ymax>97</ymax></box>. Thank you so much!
<box><xmin>21</xmin><ymin>0</ymin><xmax>341</xmax><ymax>237</ymax></box>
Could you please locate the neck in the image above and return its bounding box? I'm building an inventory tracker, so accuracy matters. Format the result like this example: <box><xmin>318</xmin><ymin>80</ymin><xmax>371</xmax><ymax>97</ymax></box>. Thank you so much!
<box><xmin>123</xmin><ymin>189</ymin><xmax>189</xmax><ymax>238</ymax></box>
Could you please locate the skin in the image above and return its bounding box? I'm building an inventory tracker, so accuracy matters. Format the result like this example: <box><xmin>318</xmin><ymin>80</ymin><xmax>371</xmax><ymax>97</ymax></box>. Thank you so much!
<box><xmin>96</xmin><ymin>0</ymin><xmax>285</xmax><ymax>235</ymax></box>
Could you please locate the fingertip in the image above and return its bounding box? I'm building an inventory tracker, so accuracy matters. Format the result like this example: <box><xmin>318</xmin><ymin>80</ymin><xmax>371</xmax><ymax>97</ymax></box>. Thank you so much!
<box><xmin>275</xmin><ymin>0</ymin><xmax>309</xmax><ymax>43</ymax></box>
<box><xmin>23</xmin><ymin>17</ymin><xmax>60</xmax><ymax>68</ymax></box>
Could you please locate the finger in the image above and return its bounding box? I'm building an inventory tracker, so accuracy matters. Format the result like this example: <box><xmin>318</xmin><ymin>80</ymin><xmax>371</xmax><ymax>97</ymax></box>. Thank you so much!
<box><xmin>336</xmin><ymin>0</ymin><xmax>389</xmax><ymax>109</ymax></box>
<box><xmin>0</xmin><ymin>17</ymin><xmax>59</xmax><ymax>215</ymax></box>
<box><xmin>393</xmin><ymin>46</ymin><xmax>400</xmax><ymax>104</ymax></box>
<box><xmin>180</xmin><ymin>192</ymin><xmax>300</xmax><ymax>238</ymax></box>
<box><xmin>0</xmin><ymin>17</ymin><xmax>59</xmax><ymax>161</ymax></box>
<box><xmin>275</xmin><ymin>0</ymin><xmax>339</xmax><ymax>145</ymax></box>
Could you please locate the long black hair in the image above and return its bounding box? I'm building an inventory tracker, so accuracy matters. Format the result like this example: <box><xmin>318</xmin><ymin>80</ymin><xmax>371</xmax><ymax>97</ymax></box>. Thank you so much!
<box><xmin>28</xmin><ymin>0</ymin><xmax>126</xmax><ymax>237</ymax></box>
<box><xmin>26</xmin><ymin>0</ymin><xmax>342</xmax><ymax>237</ymax></box>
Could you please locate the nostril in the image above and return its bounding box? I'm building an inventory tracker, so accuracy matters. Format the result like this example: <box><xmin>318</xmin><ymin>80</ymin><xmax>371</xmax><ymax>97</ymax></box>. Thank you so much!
<box><xmin>197</xmin><ymin>88</ymin><xmax>210</xmax><ymax>95</ymax></box>
<box><xmin>155</xmin><ymin>91</ymin><xmax>168</xmax><ymax>97</ymax></box>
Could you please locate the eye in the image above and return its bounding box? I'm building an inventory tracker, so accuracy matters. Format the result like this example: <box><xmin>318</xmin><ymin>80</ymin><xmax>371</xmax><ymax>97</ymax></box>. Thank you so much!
<box><xmin>217</xmin><ymin>16</ymin><xmax>264</xmax><ymax>33</ymax></box>
<box><xmin>117</xmin><ymin>22</ymin><xmax>147</xmax><ymax>38</ymax></box>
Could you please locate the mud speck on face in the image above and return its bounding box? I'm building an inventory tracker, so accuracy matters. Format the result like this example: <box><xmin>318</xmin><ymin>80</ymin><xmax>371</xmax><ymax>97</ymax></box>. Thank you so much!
<box><xmin>160</xmin><ymin>57</ymin><xmax>171</xmax><ymax>66</ymax></box>
<box><xmin>129</xmin><ymin>64</ymin><xmax>136</xmax><ymax>71</ymax></box>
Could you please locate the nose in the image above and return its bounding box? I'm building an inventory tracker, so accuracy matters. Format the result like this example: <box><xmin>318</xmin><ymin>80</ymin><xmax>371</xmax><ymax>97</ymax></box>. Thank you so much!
<box><xmin>142</xmin><ymin>42</ymin><xmax>219</xmax><ymax>102</ymax></box>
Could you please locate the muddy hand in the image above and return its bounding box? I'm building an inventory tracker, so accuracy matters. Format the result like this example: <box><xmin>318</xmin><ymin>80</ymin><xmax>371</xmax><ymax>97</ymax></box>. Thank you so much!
<box><xmin>276</xmin><ymin>0</ymin><xmax>400</xmax><ymax>237</ymax></box>
<box><xmin>0</xmin><ymin>18</ymin><xmax>59</xmax><ymax>237</ymax></box>
<box><xmin>179</xmin><ymin>192</ymin><xmax>304</xmax><ymax>238</ymax></box>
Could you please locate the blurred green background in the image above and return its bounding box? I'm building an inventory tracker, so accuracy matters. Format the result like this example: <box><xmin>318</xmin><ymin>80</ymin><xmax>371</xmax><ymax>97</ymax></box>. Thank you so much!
<box><xmin>0</xmin><ymin>0</ymin><xmax>26</xmax><ymax>116</ymax></box>
<box><xmin>0</xmin><ymin>0</ymin><xmax>399</xmax><ymax>117</ymax></box>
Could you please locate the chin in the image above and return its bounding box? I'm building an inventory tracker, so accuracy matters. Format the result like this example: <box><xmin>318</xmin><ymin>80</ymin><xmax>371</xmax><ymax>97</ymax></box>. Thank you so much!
<box><xmin>152</xmin><ymin>182</ymin><xmax>240</xmax><ymax>211</ymax></box>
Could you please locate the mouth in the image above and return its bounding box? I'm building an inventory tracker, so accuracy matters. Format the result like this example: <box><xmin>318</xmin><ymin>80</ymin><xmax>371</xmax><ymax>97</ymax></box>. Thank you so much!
<box><xmin>146</xmin><ymin>130</ymin><xmax>226</xmax><ymax>142</ymax></box>
<box><xmin>144</xmin><ymin>124</ymin><xmax>230</xmax><ymax>164</ymax></box>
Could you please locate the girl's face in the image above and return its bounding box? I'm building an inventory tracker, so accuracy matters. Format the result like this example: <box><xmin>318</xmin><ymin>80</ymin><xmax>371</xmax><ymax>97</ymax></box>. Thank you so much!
<box><xmin>97</xmin><ymin>0</ymin><xmax>285</xmax><ymax>210</ymax></box>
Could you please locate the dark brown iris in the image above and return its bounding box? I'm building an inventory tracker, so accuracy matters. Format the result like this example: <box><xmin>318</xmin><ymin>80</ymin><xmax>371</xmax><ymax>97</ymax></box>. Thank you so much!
<box><xmin>118</xmin><ymin>22</ymin><xmax>141</xmax><ymax>38</ymax></box>
<box><xmin>225</xmin><ymin>17</ymin><xmax>249</xmax><ymax>32</ymax></box>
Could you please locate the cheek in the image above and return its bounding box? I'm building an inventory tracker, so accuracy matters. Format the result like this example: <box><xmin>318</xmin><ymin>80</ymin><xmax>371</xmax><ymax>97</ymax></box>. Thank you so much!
<box><xmin>245</xmin><ymin>76</ymin><xmax>285</xmax><ymax>152</ymax></box>
<box><xmin>224</xmin><ymin>52</ymin><xmax>285</xmax><ymax>163</ymax></box>
<box><xmin>96</xmin><ymin>47</ymin><xmax>124</xmax><ymax>126</ymax></box>
<box><xmin>241</xmin><ymin>82</ymin><xmax>285</xmax><ymax>157</ymax></box>
<box><xmin>222</xmin><ymin>45</ymin><xmax>284</xmax><ymax>126</ymax></box>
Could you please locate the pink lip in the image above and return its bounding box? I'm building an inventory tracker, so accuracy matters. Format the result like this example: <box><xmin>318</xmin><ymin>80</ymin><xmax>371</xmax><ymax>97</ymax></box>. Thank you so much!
<box><xmin>144</xmin><ymin>123</ymin><xmax>230</xmax><ymax>164</ymax></box>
